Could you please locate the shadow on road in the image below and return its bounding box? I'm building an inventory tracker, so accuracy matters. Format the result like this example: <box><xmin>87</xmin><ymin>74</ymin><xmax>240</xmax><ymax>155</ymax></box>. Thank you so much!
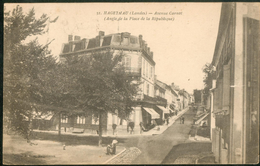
<box><xmin>161</xmin><ymin>142</ymin><xmax>212</xmax><ymax>164</ymax></box>
<box><xmin>3</xmin><ymin>153</ymin><xmax>47</xmax><ymax>165</ymax></box>
<box><xmin>31</xmin><ymin>131</ymin><xmax>127</xmax><ymax>146</ymax></box>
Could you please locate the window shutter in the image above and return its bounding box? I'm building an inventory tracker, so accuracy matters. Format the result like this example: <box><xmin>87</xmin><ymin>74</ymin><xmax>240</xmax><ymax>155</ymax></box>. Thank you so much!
<box><xmin>222</xmin><ymin>62</ymin><xmax>231</xmax><ymax>111</ymax></box>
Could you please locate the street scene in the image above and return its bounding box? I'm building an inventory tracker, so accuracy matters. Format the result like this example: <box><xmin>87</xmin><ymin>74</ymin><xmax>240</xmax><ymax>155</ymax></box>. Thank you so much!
<box><xmin>3</xmin><ymin>2</ymin><xmax>259</xmax><ymax>165</ymax></box>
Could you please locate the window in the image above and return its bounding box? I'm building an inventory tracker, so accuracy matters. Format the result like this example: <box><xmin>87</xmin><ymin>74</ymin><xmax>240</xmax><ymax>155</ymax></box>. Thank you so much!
<box><xmin>61</xmin><ymin>114</ymin><xmax>68</xmax><ymax>123</ymax></box>
<box><xmin>147</xmin><ymin>84</ymin><xmax>150</xmax><ymax>96</ymax></box>
<box><xmin>113</xmin><ymin>35</ymin><xmax>121</xmax><ymax>42</ymax></box>
<box><xmin>146</xmin><ymin>61</ymin><xmax>148</xmax><ymax>78</ymax></box>
<box><xmin>148</xmin><ymin>63</ymin><xmax>150</xmax><ymax>79</ymax></box>
<box><xmin>77</xmin><ymin>116</ymin><xmax>86</xmax><ymax>124</ymax></box>
<box><xmin>87</xmin><ymin>39</ymin><xmax>97</xmax><ymax>49</ymax></box>
<box><xmin>125</xmin><ymin>56</ymin><xmax>131</xmax><ymax>68</ymax></box>
<box><xmin>122</xmin><ymin>37</ymin><xmax>129</xmax><ymax>45</ymax></box>
<box><xmin>74</xmin><ymin>42</ymin><xmax>82</xmax><ymax>52</ymax></box>
<box><xmin>130</xmin><ymin>37</ymin><xmax>137</xmax><ymax>44</ymax></box>
<box><xmin>102</xmin><ymin>36</ymin><xmax>112</xmax><ymax>46</ymax></box>
<box><xmin>150</xmin><ymin>66</ymin><xmax>153</xmax><ymax>79</ymax></box>
<box><xmin>92</xmin><ymin>114</ymin><xmax>99</xmax><ymax>125</ymax></box>
<box><xmin>143</xmin><ymin>59</ymin><xmax>145</xmax><ymax>76</ymax></box>
<box><xmin>143</xmin><ymin>82</ymin><xmax>146</xmax><ymax>95</ymax></box>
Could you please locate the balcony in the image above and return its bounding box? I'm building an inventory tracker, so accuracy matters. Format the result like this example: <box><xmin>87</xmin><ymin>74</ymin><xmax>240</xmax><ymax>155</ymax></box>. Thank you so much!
<box><xmin>124</xmin><ymin>67</ymin><xmax>141</xmax><ymax>77</ymax></box>
<box><xmin>156</xmin><ymin>96</ymin><xmax>168</xmax><ymax>105</ymax></box>
<box><xmin>143</xmin><ymin>94</ymin><xmax>167</xmax><ymax>105</ymax></box>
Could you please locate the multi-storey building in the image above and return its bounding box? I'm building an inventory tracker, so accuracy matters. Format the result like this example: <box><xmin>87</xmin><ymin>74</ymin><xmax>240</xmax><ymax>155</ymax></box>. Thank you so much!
<box><xmin>210</xmin><ymin>3</ymin><xmax>259</xmax><ymax>164</ymax></box>
<box><xmin>57</xmin><ymin>31</ymin><xmax>162</xmax><ymax>134</ymax></box>
<box><xmin>155</xmin><ymin>80</ymin><xmax>179</xmax><ymax>117</ymax></box>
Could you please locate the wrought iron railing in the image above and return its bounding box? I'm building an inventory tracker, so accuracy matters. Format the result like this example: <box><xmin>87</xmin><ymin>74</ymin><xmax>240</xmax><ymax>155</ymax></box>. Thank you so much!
<box><xmin>124</xmin><ymin>67</ymin><xmax>141</xmax><ymax>76</ymax></box>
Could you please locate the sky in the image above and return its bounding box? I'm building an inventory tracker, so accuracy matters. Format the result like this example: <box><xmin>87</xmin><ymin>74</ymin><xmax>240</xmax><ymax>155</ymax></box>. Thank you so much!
<box><xmin>5</xmin><ymin>3</ymin><xmax>222</xmax><ymax>94</ymax></box>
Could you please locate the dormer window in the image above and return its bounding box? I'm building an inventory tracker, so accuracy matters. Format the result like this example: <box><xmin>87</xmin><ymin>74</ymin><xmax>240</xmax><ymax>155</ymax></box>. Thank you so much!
<box><xmin>122</xmin><ymin>37</ymin><xmax>129</xmax><ymax>45</ymax></box>
<box><xmin>102</xmin><ymin>36</ymin><xmax>112</xmax><ymax>46</ymax></box>
<box><xmin>113</xmin><ymin>35</ymin><xmax>121</xmax><ymax>42</ymax></box>
<box><xmin>130</xmin><ymin>37</ymin><xmax>137</xmax><ymax>44</ymax></box>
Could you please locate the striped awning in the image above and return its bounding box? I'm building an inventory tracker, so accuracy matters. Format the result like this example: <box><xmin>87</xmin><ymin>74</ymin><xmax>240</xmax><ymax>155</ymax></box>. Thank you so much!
<box><xmin>156</xmin><ymin>105</ymin><xmax>170</xmax><ymax>114</ymax></box>
<box><xmin>33</xmin><ymin>111</ymin><xmax>54</xmax><ymax>120</ymax></box>
<box><xmin>143</xmin><ymin>107</ymin><xmax>160</xmax><ymax>119</ymax></box>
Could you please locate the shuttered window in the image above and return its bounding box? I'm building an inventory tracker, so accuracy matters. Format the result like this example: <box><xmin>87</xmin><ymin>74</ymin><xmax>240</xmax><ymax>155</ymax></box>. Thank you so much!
<box><xmin>222</xmin><ymin>62</ymin><xmax>231</xmax><ymax>110</ymax></box>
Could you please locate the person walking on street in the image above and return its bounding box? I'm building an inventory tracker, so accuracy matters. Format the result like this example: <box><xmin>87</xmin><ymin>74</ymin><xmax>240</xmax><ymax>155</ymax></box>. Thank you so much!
<box><xmin>166</xmin><ymin>117</ymin><xmax>169</xmax><ymax>125</ymax></box>
<box><xmin>182</xmin><ymin>116</ymin><xmax>185</xmax><ymax>124</ymax></box>
<box><xmin>180</xmin><ymin>116</ymin><xmax>182</xmax><ymax>124</ymax></box>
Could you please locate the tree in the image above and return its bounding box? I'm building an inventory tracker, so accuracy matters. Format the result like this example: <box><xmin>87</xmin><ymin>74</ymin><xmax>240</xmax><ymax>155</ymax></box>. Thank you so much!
<box><xmin>3</xmin><ymin>5</ymin><xmax>58</xmax><ymax>140</ymax></box>
<box><xmin>202</xmin><ymin>63</ymin><xmax>215</xmax><ymax>105</ymax></box>
<box><xmin>59</xmin><ymin>51</ymin><xmax>140</xmax><ymax>146</ymax></box>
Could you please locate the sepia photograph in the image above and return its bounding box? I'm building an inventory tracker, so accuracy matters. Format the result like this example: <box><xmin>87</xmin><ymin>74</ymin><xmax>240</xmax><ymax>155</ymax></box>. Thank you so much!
<box><xmin>3</xmin><ymin>2</ymin><xmax>259</xmax><ymax>165</ymax></box>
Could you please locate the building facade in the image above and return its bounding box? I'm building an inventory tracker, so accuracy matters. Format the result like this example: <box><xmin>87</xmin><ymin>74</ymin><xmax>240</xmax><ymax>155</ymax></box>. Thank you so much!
<box><xmin>210</xmin><ymin>3</ymin><xmax>259</xmax><ymax>164</ymax></box>
<box><xmin>58</xmin><ymin>31</ymin><xmax>163</xmax><ymax>134</ymax></box>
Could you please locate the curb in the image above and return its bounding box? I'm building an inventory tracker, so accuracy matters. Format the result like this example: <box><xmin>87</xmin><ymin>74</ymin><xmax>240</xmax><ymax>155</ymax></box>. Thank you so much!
<box><xmin>103</xmin><ymin>147</ymin><xmax>127</xmax><ymax>164</ymax></box>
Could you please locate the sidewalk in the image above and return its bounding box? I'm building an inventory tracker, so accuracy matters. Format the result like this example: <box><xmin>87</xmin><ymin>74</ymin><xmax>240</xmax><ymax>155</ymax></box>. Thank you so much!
<box><xmin>143</xmin><ymin>107</ymin><xmax>190</xmax><ymax>135</ymax></box>
<box><xmin>33</xmin><ymin>107</ymin><xmax>190</xmax><ymax>138</ymax></box>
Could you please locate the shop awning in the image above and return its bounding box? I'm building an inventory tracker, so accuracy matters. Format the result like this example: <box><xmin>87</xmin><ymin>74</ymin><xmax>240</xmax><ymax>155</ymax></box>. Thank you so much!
<box><xmin>143</xmin><ymin>107</ymin><xmax>160</xmax><ymax>119</ymax></box>
<box><xmin>33</xmin><ymin>111</ymin><xmax>54</xmax><ymax>120</ymax></box>
<box><xmin>156</xmin><ymin>105</ymin><xmax>170</xmax><ymax>114</ymax></box>
<box><xmin>41</xmin><ymin>113</ymin><xmax>54</xmax><ymax>120</ymax></box>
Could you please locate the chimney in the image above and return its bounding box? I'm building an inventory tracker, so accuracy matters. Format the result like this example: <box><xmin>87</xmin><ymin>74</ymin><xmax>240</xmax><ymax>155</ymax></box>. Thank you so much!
<box><xmin>99</xmin><ymin>31</ymin><xmax>105</xmax><ymax>36</ymax></box>
<box><xmin>74</xmin><ymin>35</ymin><xmax>81</xmax><ymax>41</ymax></box>
<box><xmin>171</xmin><ymin>83</ymin><xmax>175</xmax><ymax>89</ymax></box>
<box><xmin>96</xmin><ymin>36</ymin><xmax>100</xmax><ymax>47</ymax></box>
<box><xmin>139</xmin><ymin>35</ymin><xmax>143</xmax><ymax>48</ymax></box>
<box><xmin>68</xmin><ymin>35</ymin><xmax>73</xmax><ymax>42</ymax></box>
<box><xmin>144</xmin><ymin>43</ymin><xmax>147</xmax><ymax>52</ymax></box>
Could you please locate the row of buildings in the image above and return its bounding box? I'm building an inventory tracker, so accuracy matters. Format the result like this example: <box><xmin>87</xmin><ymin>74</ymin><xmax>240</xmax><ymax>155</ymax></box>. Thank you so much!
<box><xmin>33</xmin><ymin>31</ymin><xmax>193</xmax><ymax>135</ymax></box>
<box><xmin>204</xmin><ymin>3</ymin><xmax>259</xmax><ymax>164</ymax></box>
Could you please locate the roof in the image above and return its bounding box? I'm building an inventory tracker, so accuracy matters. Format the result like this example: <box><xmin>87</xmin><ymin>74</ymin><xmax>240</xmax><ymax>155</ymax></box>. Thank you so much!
<box><xmin>155</xmin><ymin>80</ymin><xmax>167</xmax><ymax>90</ymax></box>
<box><xmin>211</xmin><ymin>3</ymin><xmax>234</xmax><ymax>66</ymax></box>
<box><xmin>60</xmin><ymin>32</ymin><xmax>155</xmax><ymax>65</ymax></box>
<box><xmin>156</xmin><ymin>80</ymin><xmax>178</xmax><ymax>97</ymax></box>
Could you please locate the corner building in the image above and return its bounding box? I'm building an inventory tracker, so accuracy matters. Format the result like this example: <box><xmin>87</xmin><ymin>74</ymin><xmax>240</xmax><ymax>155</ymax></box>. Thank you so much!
<box><xmin>59</xmin><ymin>31</ymin><xmax>162</xmax><ymax>135</ymax></box>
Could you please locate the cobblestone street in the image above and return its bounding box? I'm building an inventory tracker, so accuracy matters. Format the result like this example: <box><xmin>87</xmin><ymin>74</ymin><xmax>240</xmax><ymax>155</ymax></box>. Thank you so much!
<box><xmin>106</xmin><ymin>147</ymin><xmax>141</xmax><ymax>164</ymax></box>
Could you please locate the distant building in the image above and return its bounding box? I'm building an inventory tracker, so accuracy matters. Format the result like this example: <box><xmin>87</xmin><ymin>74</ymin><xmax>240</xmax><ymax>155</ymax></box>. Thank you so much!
<box><xmin>210</xmin><ymin>3</ymin><xmax>259</xmax><ymax>164</ymax></box>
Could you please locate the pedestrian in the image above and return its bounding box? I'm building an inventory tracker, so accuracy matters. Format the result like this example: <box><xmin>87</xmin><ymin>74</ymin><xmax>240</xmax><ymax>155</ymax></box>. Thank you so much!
<box><xmin>139</xmin><ymin>122</ymin><xmax>143</xmax><ymax>134</ymax></box>
<box><xmin>180</xmin><ymin>116</ymin><xmax>182</xmax><ymax>124</ymax></box>
<box><xmin>182</xmin><ymin>116</ymin><xmax>185</xmax><ymax>124</ymax></box>
<box><xmin>166</xmin><ymin>117</ymin><xmax>169</xmax><ymax>125</ymax></box>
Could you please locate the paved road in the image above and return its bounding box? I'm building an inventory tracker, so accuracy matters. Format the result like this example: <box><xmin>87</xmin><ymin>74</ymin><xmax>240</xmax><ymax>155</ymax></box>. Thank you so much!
<box><xmin>117</xmin><ymin>108</ymin><xmax>197</xmax><ymax>164</ymax></box>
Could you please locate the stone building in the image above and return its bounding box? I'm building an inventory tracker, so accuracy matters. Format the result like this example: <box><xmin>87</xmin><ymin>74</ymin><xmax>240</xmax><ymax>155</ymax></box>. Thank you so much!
<box><xmin>210</xmin><ymin>3</ymin><xmax>259</xmax><ymax>164</ymax></box>
<box><xmin>57</xmin><ymin>31</ymin><xmax>162</xmax><ymax>135</ymax></box>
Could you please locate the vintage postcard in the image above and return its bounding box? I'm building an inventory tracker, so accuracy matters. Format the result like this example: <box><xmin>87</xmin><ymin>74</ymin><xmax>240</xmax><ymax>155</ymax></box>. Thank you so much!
<box><xmin>3</xmin><ymin>2</ymin><xmax>259</xmax><ymax>165</ymax></box>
